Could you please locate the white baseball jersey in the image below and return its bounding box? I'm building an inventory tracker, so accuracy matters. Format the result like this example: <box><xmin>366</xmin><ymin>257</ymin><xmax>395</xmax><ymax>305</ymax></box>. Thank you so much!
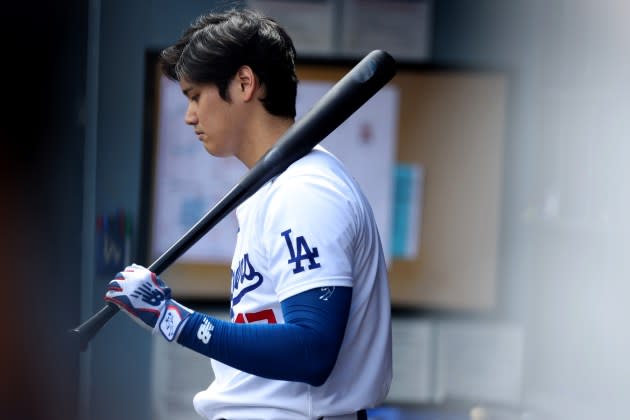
<box><xmin>193</xmin><ymin>146</ymin><xmax>392</xmax><ymax>420</ymax></box>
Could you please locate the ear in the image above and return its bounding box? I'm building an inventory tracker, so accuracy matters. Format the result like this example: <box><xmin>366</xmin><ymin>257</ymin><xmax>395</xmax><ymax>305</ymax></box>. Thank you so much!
<box><xmin>234</xmin><ymin>65</ymin><xmax>258</xmax><ymax>102</ymax></box>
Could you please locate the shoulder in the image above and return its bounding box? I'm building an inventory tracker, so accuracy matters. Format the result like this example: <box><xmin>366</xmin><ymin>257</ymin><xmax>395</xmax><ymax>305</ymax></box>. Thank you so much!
<box><xmin>272</xmin><ymin>146</ymin><xmax>349</xmax><ymax>188</ymax></box>
<box><xmin>260</xmin><ymin>146</ymin><xmax>364</xmax><ymax>225</ymax></box>
<box><xmin>262</xmin><ymin>145</ymin><xmax>369</xmax><ymax>216</ymax></box>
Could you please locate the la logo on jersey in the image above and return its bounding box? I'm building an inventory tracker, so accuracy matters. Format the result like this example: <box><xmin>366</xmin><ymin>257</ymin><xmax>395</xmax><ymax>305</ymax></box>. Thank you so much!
<box><xmin>281</xmin><ymin>229</ymin><xmax>321</xmax><ymax>274</ymax></box>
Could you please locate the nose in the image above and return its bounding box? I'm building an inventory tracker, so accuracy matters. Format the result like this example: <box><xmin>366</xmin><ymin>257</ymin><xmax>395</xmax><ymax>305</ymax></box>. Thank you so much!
<box><xmin>184</xmin><ymin>102</ymin><xmax>197</xmax><ymax>125</ymax></box>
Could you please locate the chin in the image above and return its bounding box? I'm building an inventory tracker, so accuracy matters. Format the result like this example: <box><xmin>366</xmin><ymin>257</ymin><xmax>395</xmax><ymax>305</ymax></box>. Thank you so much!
<box><xmin>203</xmin><ymin>144</ymin><xmax>229</xmax><ymax>158</ymax></box>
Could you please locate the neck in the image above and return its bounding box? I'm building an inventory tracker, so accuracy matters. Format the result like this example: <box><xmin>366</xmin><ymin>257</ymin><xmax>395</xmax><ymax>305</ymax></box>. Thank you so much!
<box><xmin>237</xmin><ymin>115</ymin><xmax>294</xmax><ymax>169</ymax></box>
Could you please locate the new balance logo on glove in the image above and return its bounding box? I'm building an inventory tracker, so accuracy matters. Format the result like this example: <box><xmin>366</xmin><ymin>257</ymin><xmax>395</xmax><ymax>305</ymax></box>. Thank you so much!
<box><xmin>131</xmin><ymin>283</ymin><xmax>166</xmax><ymax>306</ymax></box>
<box><xmin>105</xmin><ymin>264</ymin><xmax>192</xmax><ymax>341</ymax></box>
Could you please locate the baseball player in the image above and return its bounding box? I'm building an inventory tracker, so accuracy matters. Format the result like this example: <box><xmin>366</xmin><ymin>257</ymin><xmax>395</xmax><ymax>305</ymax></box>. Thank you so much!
<box><xmin>105</xmin><ymin>8</ymin><xmax>392</xmax><ymax>420</ymax></box>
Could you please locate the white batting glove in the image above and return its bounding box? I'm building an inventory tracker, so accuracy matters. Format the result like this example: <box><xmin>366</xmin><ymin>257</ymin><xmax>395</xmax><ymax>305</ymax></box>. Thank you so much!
<box><xmin>105</xmin><ymin>264</ymin><xmax>192</xmax><ymax>342</ymax></box>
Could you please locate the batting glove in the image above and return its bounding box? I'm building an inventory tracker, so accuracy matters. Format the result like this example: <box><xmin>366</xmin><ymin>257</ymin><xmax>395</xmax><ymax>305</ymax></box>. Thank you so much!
<box><xmin>105</xmin><ymin>263</ymin><xmax>192</xmax><ymax>342</ymax></box>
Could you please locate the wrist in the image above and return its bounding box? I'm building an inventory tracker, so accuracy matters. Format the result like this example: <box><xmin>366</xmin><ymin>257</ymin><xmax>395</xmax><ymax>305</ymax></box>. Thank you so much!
<box><xmin>177</xmin><ymin>312</ymin><xmax>217</xmax><ymax>352</ymax></box>
<box><xmin>154</xmin><ymin>299</ymin><xmax>194</xmax><ymax>342</ymax></box>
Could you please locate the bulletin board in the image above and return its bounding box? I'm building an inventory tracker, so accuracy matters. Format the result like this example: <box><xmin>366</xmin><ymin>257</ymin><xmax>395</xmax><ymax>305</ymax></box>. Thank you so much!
<box><xmin>142</xmin><ymin>53</ymin><xmax>506</xmax><ymax>311</ymax></box>
<box><xmin>391</xmin><ymin>69</ymin><xmax>506</xmax><ymax>311</ymax></box>
<box><xmin>295</xmin><ymin>62</ymin><xmax>507</xmax><ymax>311</ymax></box>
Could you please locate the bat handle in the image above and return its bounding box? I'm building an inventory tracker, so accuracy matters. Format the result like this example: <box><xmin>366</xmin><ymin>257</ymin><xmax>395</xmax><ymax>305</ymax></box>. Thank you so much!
<box><xmin>69</xmin><ymin>302</ymin><xmax>120</xmax><ymax>351</ymax></box>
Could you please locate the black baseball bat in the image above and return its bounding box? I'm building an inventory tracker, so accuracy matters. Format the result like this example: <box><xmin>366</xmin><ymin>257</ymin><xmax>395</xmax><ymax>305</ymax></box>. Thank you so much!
<box><xmin>69</xmin><ymin>49</ymin><xmax>397</xmax><ymax>351</ymax></box>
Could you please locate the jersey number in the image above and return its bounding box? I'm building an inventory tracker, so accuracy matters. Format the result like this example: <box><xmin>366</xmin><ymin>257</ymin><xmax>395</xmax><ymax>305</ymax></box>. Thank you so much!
<box><xmin>234</xmin><ymin>309</ymin><xmax>277</xmax><ymax>324</ymax></box>
<box><xmin>281</xmin><ymin>229</ymin><xmax>321</xmax><ymax>274</ymax></box>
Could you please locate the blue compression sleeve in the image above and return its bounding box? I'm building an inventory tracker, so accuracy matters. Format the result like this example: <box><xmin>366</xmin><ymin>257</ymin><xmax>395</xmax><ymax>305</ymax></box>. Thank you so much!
<box><xmin>177</xmin><ymin>286</ymin><xmax>352</xmax><ymax>386</ymax></box>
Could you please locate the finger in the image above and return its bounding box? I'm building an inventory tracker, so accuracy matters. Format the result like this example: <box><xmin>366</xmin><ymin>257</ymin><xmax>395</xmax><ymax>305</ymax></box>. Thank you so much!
<box><xmin>150</xmin><ymin>272</ymin><xmax>162</xmax><ymax>287</ymax></box>
<box><xmin>106</xmin><ymin>281</ymin><xmax>123</xmax><ymax>292</ymax></box>
<box><xmin>104</xmin><ymin>295</ymin><xmax>138</xmax><ymax>317</ymax></box>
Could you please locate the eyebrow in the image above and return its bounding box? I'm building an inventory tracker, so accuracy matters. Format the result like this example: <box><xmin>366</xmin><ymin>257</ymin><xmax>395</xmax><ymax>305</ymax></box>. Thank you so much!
<box><xmin>182</xmin><ymin>87</ymin><xmax>192</xmax><ymax>97</ymax></box>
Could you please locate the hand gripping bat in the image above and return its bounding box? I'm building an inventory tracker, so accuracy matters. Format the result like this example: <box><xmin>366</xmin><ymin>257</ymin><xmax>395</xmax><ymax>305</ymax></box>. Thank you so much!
<box><xmin>69</xmin><ymin>49</ymin><xmax>397</xmax><ymax>351</ymax></box>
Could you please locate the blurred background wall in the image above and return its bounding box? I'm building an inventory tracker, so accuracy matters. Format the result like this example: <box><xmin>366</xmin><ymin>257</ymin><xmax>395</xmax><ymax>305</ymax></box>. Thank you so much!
<box><xmin>433</xmin><ymin>1</ymin><xmax>630</xmax><ymax>418</ymax></box>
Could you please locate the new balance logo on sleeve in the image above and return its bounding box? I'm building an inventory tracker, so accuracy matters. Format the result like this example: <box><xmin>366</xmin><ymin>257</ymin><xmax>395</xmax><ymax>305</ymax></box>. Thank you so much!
<box><xmin>197</xmin><ymin>317</ymin><xmax>214</xmax><ymax>344</ymax></box>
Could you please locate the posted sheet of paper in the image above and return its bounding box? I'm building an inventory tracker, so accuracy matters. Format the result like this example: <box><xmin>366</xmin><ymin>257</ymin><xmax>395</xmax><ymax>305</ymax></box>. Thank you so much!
<box><xmin>392</xmin><ymin>163</ymin><xmax>424</xmax><ymax>259</ymax></box>
<box><xmin>341</xmin><ymin>0</ymin><xmax>432</xmax><ymax>60</ymax></box>
<box><xmin>247</xmin><ymin>0</ymin><xmax>335</xmax><ymax>55</ymax></box>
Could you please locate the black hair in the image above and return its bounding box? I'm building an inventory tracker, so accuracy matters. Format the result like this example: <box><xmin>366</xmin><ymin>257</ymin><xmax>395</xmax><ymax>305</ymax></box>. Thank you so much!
<box><xmin>160</xmin><ymin>8</ymin><xmax>298</xmax><ymax>118</ymax></box>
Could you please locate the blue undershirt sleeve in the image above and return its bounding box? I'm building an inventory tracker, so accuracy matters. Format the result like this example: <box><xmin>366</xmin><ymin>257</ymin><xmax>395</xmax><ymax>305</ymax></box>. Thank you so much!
<box><xmin>176</xmin><ymin>286</ymin><xmax>352</xmax><ymax>386</ymax></box>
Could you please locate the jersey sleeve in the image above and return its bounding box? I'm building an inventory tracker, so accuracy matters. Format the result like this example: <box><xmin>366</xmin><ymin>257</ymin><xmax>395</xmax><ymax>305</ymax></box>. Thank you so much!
<box><xmin>262</xmin><ymin>173</ymin><xmax>356</xmax><ymax>301</ymax></box>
